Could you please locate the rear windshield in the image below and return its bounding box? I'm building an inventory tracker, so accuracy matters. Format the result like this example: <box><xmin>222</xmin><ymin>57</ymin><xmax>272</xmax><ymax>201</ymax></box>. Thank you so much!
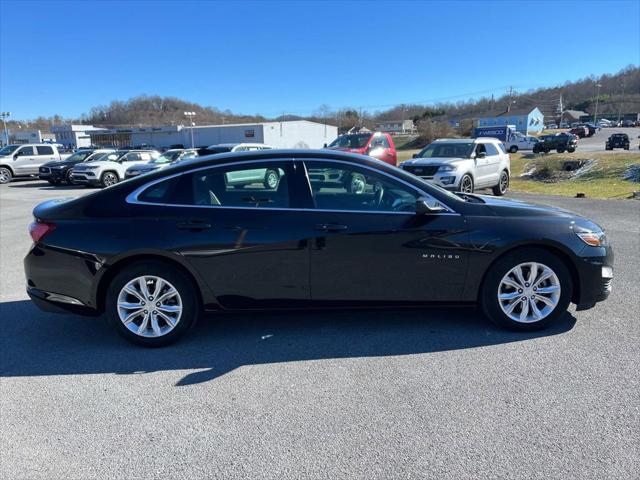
<box><xmin>328</xmin><ymin>134</ymin><xmax>371</xmax><ymax>149</ymax></box>
<box><xmin>415</xmin><ymin>142</ymin><xmax>475</xmax><ymax>158</ymax></box>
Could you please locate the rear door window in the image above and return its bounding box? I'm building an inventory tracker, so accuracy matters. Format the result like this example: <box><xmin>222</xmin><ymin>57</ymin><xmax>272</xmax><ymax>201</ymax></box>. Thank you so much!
<box><xmin>171</xmin><ymin>161</ymin><xmax>293</xmax><ymax>208</ymax></box>
<box><xmin>36</xmin><ymin>146</ymin><xmax>54</xmax><ymax>155</ymax></box>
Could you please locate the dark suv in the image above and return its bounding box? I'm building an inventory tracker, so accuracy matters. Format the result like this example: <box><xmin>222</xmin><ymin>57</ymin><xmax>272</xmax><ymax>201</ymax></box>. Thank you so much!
<box><xmin>533</xmin><ymin>133</ymin><xmax>578</xmax><ymax>153</ymax></box>
<box><xmin>605</xmin><ymin>133</ymin><xmax>630</xmax><ymax>150</ymax></box>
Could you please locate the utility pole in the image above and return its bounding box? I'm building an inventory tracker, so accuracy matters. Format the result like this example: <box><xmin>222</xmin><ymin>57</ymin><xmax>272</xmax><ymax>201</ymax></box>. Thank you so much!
<box><xmin>0</xmin><ymin>112</ymin><xmax>10</xmax><ymax>146</ymax></box>
<box><xmin>593</xmin><ymin>83</ymin><xmax>602</xmax><ymax>124</ymax></box>
<box><xmin>184</xmin><ymin>111</ymin><xmax>196</xmax><ymax>148</ymax></box>
<box><xmin>506</xmin><ymin>86</ymin><xmax>515</xmax><ymax>112</ymax></box>
<box><xmin>617</xmin><ymin>81</ymin><xmax>625</xmax><ymax>124</ymax></box>
<box><xmin>556</xmin><ymin>95</ymin><xmax>564</xmax><ymax>126</ymax></box>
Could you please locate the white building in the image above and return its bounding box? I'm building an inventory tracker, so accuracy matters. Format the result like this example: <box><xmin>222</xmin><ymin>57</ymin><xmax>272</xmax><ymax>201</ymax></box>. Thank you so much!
<box><xmin>87</xmin><ymin>120</ymin><xmax>338</xmax><ymax>150</ymax></box>
<box><xmin>375</xmin><ymin>119</ymin><xmax>416</xmax><ymax>134</ymax></box>
<box><xmin>52</xmin><ymin>124</ymin><xmax>104</xmax><ymax>149</ymax></box>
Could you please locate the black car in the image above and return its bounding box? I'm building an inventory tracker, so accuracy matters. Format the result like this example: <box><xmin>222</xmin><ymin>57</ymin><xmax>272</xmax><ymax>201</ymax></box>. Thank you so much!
<box><xmin>605</xmin><ymin>133</ymin><xmax>630</xmax><ymax>150</ymax></box>
<box><xmin>533</xmin><ymin>133</ymin><xmax>578</xmax><ymax>153</ymax></box>
<box><xmin>24</xmin><ymin>150</ymin><xmax>613</xmax><ymax>346</ymax></box>
<box><xmin>38</xmin><ymin>149</ymin><xmax>99</xmax><ymax>184</ymax></box>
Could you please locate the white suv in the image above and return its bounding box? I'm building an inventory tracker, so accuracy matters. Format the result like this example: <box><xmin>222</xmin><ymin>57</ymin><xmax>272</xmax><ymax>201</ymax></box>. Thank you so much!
<box><xmin>400</xmin><ymin>138</ymin><xmax>510</xmax><ymax>195</ymax></box>
<box><xmin>71</xmin><ymin>149</ymin><xmax>160</xmax><ymax>187</ymax></box>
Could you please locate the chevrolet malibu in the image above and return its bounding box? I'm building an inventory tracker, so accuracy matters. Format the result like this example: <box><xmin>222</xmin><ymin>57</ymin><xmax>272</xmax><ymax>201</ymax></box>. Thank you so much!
<box><xmin>24</xmin><ymin>150</ymin><xmax>613</xmax><ymax>346</ymax></box>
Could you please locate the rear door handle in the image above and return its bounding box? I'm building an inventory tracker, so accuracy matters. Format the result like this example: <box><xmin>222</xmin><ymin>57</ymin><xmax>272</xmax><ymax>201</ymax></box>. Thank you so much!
<box><xmin>315</xmin><ymin>223</ymin><xmax>348</xmax><ymax>232</ymax></box>
<box><xmin>177</xmin><ymin>220</ymin><xmax>212</xmax><ymax>231</ymax></box>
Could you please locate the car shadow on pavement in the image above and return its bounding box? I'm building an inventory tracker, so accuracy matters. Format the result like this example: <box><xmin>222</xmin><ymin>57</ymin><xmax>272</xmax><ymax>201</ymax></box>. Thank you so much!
<box><xmin>7</xmin><ymin>181</ymin><xmax>86</xmax><ymax>190</ymax></box>
<box><xmin>0</xmin><ymin>300</ymin><xmax>576</xmax><ymax>386</ymax></box>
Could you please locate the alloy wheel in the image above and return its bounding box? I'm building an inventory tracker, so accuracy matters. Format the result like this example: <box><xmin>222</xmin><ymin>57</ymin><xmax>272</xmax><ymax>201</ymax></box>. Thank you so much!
<box><xmin>0</xmin><ymin>168</ymin><xmax>11</xmax><ymax>184</ymax></box>
<box><xmin>497</xmin><ymin>262</ymin><xmax>561</xmax><ymax>323</ymax></box>
<box><xmin>460</xmin><ymin>175</ymin><xmax>473</xmax><ymax>193</ymax></box>
<box><xmin>266</xmin><ymin>171</ymin><xmax>279</xmax><ymax>189</ymax></box>
<box><xmin>117</xmin><ymin>275</ymin><xmax>183</xmax><ymax>337</ymax></box>
<box><xmin>103</xmin><ymin>172</ymin><xmax>118</xmax><ymax>187</ymax></box>
<box><xmin>499</xmin><ymin>171</ymin><xmax>509</xmax><ymax>194</ymax></box>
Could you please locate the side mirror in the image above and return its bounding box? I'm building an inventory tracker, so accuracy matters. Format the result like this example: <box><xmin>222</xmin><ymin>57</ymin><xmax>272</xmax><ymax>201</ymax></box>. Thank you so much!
<box><xmin>323</xmin><ymin>143</ymin><xmax>327</xmax><ymax>148</ymax></box>
<box><xmin>412</xmin><ymin>153</ymin><xmax>419</xmax><ymax>158</ymax></box>
<box><xmin>476</xmin><ymin>151</ymin><xmax>486</xmax><ymax>159</ymax></box>
<box><xmin>416</xmin><ymin>196</ymin><xmax>445</xmax><ymax>215</ymax></box>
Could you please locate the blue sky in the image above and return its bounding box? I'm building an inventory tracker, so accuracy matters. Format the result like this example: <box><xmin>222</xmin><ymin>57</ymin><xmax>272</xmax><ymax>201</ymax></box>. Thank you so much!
<box><xmin>1</xmin><ymin>0</ymin><xmax>638</xmax><ymax>120</ymax></box>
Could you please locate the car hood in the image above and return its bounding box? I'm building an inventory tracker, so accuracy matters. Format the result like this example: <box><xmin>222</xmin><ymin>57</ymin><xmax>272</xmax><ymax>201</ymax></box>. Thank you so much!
<box><xmin>475</xmin><ymin>194</ymin><xmax>600</xmax><ymax>226</ymax></box>
<box><xmin>402</xmin><ymin>157</ymin><xmax>468</xmax><ymax>166</ymax></box>
<box><xmin>42</xmin><ymin>160</ymin><xmax>74</xmax><ymax>168</ymax></box>
<box><xmin>74</xmin><ymin>161</ymin><xmax>113</xmax><ymax>169</ymax></box>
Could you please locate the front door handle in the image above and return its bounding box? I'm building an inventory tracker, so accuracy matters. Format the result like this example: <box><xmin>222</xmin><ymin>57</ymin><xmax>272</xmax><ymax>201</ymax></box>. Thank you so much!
<box><xmin>177</xmin><ymin>220</ymin><xmax>212</xmax><ymax>231</ymax></box>
<box><xmin>315</xmin><ymin>223</ymin><xmax>348</xmax><ymax>232</ymax></box>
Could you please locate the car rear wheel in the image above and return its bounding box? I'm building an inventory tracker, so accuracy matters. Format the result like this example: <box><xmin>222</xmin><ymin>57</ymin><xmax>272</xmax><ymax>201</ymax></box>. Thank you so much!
<box><xmin>101</xmin><ymin>171</ymin><xmax>119</xmax><ymax>188</ymax></box>
<box><xmin>0</xmin><ymin>167</ymin><xmax>12</xmax><ymax>184</ymax></box>
<box><xmin>567</xmin><ymin>148</ymin><xmax>575</xmax><ymax>153</ymax></box>
<box><xmin>459</xmin><ymin>174</ymin><xmax>474</xmax><ymax>193</ymax></box>
<box><xmin>481</xmin><ymin>248</ymin><xmax>572</xmax><ymax>331</ymax></box>
<box><xmin>105</xmin><ymin>261</ymin><xmax>199</xmax><ymax>347</ymax></box>
<box><xmin>492</xmin><ymin>170</ymin><xmax>509</xmax><ymax>196</ymax></box>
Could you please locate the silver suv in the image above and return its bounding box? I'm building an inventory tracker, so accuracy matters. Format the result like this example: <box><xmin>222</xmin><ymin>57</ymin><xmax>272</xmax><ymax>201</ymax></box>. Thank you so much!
<box><xmin>400</xmin><ymin>138</ymin><xmax>511</xmax><ymax>195</ymax></box>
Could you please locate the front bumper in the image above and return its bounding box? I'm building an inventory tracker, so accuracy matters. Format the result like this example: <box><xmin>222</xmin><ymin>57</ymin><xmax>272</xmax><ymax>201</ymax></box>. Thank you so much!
<box><xmin>38</xmin><ymin>167</ymin><xmax>68</xmax><ymax>181</ymax></box>
<box><xmin>401</xmin><ymin>168</ymin><xmax>459</xmax><ymax>190</ymax></box>
<box><xmin>574</xmin><ymin>245</ymin><xmax>614</xmax><ymax>309</ymax></box>
<box><xmin>70</xmin><ymin>171</ymin><xmax>101</xmax><ymax>186</ymax></box>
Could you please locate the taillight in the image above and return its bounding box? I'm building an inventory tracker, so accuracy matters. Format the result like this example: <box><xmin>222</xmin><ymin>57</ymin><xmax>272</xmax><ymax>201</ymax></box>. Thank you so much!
<box><xmin>29</xmin><ymin>221</ymin><xmax>56</xmax><ymax>243</ymax></box>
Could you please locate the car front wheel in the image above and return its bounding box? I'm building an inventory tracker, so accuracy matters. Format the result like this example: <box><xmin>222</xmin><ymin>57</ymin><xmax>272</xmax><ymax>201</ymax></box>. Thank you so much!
<box><xmin>481</xmin><ymin>248</ymin><xmax>572</xmax><ymax>331</ymax></box>
<box><xmin>509</xmin><ymin>145</ymin><xmax>518</xmax><ymax>153</ymax></box>
<box><xmin>459</xmin><ymin>174</ymin><xmax>474</xmax><ymax>193</ymax></box>
<box><xmin>101</xmin><ymin>171</ymin><xmax>119</xmax><ymax>187</ymax></box>
<box><xmin>0</xmin><ymin>167</ymin><xmax>13</xmax><ymax>184</ymax></box>
<box><xmin>106</xmin><ymin>261</ymin><xmax>199</xmax><ymax>347</ymax></box>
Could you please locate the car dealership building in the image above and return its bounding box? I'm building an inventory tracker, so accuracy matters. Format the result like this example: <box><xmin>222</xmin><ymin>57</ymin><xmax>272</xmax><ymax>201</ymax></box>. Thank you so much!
<box><xmin>86</xmin><ymin>120</ymin><xmax>338</xmax><ymax>149</ymax></box>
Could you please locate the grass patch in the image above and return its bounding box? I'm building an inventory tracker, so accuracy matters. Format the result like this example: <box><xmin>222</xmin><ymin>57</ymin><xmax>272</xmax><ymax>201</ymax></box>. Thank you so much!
<box><xmin>510</xmin><ymin>152</ymin><xmax>640</xmax><ymax>199</ymax></box>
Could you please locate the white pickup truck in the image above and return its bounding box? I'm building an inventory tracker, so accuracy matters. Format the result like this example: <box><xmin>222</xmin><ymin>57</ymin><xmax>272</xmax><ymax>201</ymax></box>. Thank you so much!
<box><xmin>0</xmin><ymin>144</ymin><xmax>71</xmax><ymax>184</ymax></box>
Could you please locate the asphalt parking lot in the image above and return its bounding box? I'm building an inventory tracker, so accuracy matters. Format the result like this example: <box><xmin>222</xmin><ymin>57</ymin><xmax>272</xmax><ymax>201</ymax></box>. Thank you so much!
<box><xmin>563</xmin><ymin>126</ymin><xmax>639</xmax><ymax>152</ymax></box>
<box><xmin>1</xmin><ymin>181</ymin><xmax>639</xmax><ymax>479</ymax></box>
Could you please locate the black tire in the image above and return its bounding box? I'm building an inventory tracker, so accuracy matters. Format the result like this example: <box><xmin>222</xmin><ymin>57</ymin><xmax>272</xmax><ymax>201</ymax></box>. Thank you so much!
<box><xmin>557</xmin><ymin>148</ymin><xmax>565</xmax><ymax>153</ymax></box>
<box><xmin>0</xmin><ymin>166</ymin><xmax>13</xmax><ymax>184</ymax></box>
<box><xmin>492</xmin><ymin>170</ymin><xmax>509</xmax><ymax>196</ymax></box>
<box><xmin>459</xmin><ymin>174</ymin><xmax>474</xmax><ymax>193</ymax></box>
<box><xmin>105</xmin><ymin>261</ymin><xmax>200</xmax><ymax>347</ymax></box>
<box><xmin>100</xmin><ymin>171</ymin><xmax>119</xmax><ymax>188</ymax></box>
<box><xmin>509</xmin><ymin>145</ymin><xmax>518</xmax><ymax>153</ymax></box>
<box><xmin>567</xmin><ymin>148</ymin><xmax>575</xmax><ymax>153</ymax></box>
<box><xmin>480</xmin><ymin>248</ymin><xmax>572</xmax><ymax>331</ymax></box>
<box><xmin>263</xmin><ymin>169</ymin><xmax>280</xmax><ymax>189</ymax></box>
<box><xmin>66</xmin><ymin>169</ymin><xmax>77</xmax><ymax>185</ymax></box>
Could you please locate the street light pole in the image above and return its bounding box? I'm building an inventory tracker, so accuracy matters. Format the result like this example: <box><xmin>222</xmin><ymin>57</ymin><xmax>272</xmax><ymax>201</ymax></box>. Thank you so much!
<box><xmin>184</xmin><ymin>111</ymin><xmax>196</xmax><ymax>148</ymax></box>
<box><xmin>593</xmin><ymin>83</ymin><xmax>602</xmax><ymax>124</ymax></box>
<box><xmin>0</xmin><ymin>112</ymin><xmax>11</xmax><ymax>147</ymax></box>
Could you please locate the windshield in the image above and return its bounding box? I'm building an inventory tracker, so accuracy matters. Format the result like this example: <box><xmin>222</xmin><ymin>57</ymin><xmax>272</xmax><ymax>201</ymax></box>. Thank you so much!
<box><xmin>66</xmin><ymin>151</ymin><xmax>94</xmax><ymax>162</ymax></box>
<box><xmin>152</xmin><ymin>150</ymin><xmax>183</xmax><ymax>164</ymax></box>
<box><xmin>328</xmin><ymin>134</ymin><xmax>371</xmax><ymax>149</ymax></box>
<box><xmin>0</xmin><ymin>145</ymin><xmax>20</xmax><ymax>155</ymax></box>
<box><xmin>415</xmin><ymin>142</ymin><xmax>475</xmax><ymax>158</ymax></box>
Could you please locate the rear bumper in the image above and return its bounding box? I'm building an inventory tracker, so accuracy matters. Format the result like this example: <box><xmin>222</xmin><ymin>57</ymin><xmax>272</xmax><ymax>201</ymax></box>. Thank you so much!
<box><xmin>27</xmin><ymin>287</ymin><xmax>98</xmax><ymax>316</ymax></box>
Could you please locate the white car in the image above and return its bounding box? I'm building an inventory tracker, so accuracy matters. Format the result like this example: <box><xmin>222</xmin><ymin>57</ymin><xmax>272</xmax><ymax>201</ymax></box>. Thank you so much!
<box><xmin>124</xmin><ymin>149</ymin><xmax>198</xmax><ymax>179</ymax></box>
<box><xmin>203</xmin><ymin>142</ymin><xmax>274</xmax><ymax>154</ymax></box>
<box><xmin>71</xmin><ymin>149</ymin><xmax>160</xmax><ymax>187</ymax></box>
<box><xmin>0</xmin><ymin>143</ymin><xmax>71</xmax><ymax>184</ymax></box>
<box><xmin>400</xmin><ymin>138</ymin><xmax>511</xmax><ymax>195</ymax></box>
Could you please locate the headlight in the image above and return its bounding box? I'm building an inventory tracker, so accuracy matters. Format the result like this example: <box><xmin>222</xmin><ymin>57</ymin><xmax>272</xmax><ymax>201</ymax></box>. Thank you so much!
<box><xmin>84</xmin><ymin>165</ymin><xmax>100</xmax><ymax>169</ymax></box>
<box><xmin>438</xmin><ymin>165</ymin><xmax>457</xmax><ymax>172</ymax></box>
<box><xmin>575</xmin><ymin>228</ymin><xmax>607</xmax><ymax>247</ymax></box>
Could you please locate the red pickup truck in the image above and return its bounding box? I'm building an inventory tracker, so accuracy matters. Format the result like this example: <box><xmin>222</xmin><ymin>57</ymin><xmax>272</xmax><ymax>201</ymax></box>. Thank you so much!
<box><xmin>325</xmin><ymin>132</ymin><xmax>397</xmax><ymax>165</ymax></box>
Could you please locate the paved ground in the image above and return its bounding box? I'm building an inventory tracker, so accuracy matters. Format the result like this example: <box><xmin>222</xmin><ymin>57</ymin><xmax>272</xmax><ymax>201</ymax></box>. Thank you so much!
<box><xmin>1</xmin><ymin>181</ymin><xmax>639</xmax><ymax>479</ymax></box>
<box><xmin>554</xmin><ymin>126</ymin><xmax>640</xmax><ymax>153</ymax></box>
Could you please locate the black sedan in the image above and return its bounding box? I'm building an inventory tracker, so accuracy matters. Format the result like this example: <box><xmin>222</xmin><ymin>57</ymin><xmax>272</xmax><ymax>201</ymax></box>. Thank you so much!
<box><xmin>24</xmin><ymin>150</ymin><xmax>613</xmax><ymax>346</ymax></box>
